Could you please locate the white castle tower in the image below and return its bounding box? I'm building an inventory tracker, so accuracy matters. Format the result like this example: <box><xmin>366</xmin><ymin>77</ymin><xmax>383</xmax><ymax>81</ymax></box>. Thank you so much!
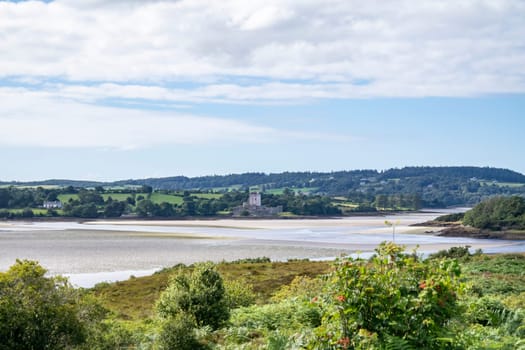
<box><xmin>248</xmin><ymin>192</ymin><xmax>261</xmax><ymax>207</ymax></box>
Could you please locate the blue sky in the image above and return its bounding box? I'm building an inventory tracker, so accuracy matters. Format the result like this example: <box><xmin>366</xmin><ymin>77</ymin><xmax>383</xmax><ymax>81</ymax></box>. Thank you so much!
<box><xmin>1</xmin><ymin>0</ymin><xmax>524</xmax><ymax>181</ymax></box>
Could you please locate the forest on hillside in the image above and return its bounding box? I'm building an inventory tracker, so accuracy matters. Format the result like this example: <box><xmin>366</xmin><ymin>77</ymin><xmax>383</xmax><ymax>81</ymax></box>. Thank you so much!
<box><xmin>1</xmin><ymin>166</ymin><xmax>525</xmax><ymax>212</ymax></box>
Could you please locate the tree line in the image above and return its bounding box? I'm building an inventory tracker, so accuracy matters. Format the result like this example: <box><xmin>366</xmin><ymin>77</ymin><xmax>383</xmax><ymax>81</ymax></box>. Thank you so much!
<box><xmin>0</xmin><ymin>186</ymin><xmax>341</xmax><ymax>219</ymax></box>
<box><xmin>2</xmin><ymin>166</ymin><xmax>525</xmax><ymax>209</ymax></box>
<box><xmin>463</xmin><ymin>195</ymin><xmax>525</xmax><ymax>230</ymax></box>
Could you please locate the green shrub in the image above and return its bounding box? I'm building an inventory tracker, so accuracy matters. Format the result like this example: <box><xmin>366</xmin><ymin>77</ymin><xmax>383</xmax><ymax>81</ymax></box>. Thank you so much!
<box><xmin>465</xmin><ymin>254</ymin><xmax>525</xmax><ymax>275</ymax></box>
<box><xmin>156</xmin><ymin>313</ymin><xmax>204</xmax><ymax>350</ymax></box>
<box><xmin>224</xmin><ymin>277</ymin><xmax>256</xmax><ymax>309</ymax></box>
<box><xmin>0</xmin><ymin>260</ymin><xmax>95</xmax><ymax>350</ymax></box>
<box><xmin>504</xmin><ymin>291</ymin><xmax>525</xmax><ymax>309</ymax></box>
<box><xmin>271</xmin><ymin>275</ymin><xmax>324</xmax><ymax>302</ymax></box>
<box><xmin>429</xmin><ymin>245</ymin><xmax>472</xmax><ymax>260</ymax></box>
<box><xmin>434</xmin><ymin>212</ymin><xmax>465</xmax><ymax>222</ymax></box>
<box><xmin>231</xmin><ymin>300</ymin><xmax>320</xmax><ymax>331</ymax></box>
<box><xmin>311</xmin><ymin>242</ymin><xmax>465</xmax><ymax>349</ymax></box>
<box><xmin>80</xmin><ymin>319</ymin><xmax>154</xmax><ymax>350</ymax></box>
<box><xmin>463</xmin><ymin>196</ymin><xmax>525</xmax><ymax>230</ymax></box>
<box><xmin>156</xmin><ymin>262</ymin><xmax>229</xmax><ymax>330</ymax></box>
<box><xmin>266</xmin><ymin>330</ymin><xmax>291</xmax><ymax>350</ymax></box>
<box><xmin>226</xmin><ymin>257</ymin><xmax>272</xmax><ymax>264</ymax></box>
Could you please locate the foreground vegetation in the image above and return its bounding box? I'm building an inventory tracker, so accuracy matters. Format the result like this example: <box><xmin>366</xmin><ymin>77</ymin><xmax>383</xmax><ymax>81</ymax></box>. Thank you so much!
<box><xmin>2</xmin><ymin>244</ymin><xmax>525</xmax><ymax>349</ymax></box>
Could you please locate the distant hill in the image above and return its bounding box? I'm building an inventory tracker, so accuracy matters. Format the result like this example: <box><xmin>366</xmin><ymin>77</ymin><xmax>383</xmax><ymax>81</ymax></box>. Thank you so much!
<box><xmin>2</xmin><ymin>166</ymin><xmax>525</xmax><ymax>207</ymax></box>
<box><xmin>0</xmin><ymin>179</ymin><xmax>104</xmax><ymax>188</ymax></box>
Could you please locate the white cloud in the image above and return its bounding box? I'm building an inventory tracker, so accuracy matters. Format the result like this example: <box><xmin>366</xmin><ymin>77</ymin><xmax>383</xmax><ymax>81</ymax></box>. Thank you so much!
<box><xmin>227</xmin><ymin>4</ymin><xmax>294</xmax><ymax>31</ymax></box>
<box><xmin>0</xmin><ymin>87</ymin><xmax>333</xmax><ymax>149</ymax></box>
<box><xmin>0</xmin><ymin>0</ymin><xmax>523</xmax><ymax>98</ymax></box>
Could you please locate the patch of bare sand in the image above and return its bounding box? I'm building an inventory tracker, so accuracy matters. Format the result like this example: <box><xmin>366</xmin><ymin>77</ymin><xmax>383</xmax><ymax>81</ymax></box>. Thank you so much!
<box><xmin>85</xmin><ymin>218</ymin><xmax>404</xmax><ymax>230</ymax></box>
<box><xmin>241</xmin><ymin>237</ymin><xmax>512</xmax><ymax>253</ymax></box>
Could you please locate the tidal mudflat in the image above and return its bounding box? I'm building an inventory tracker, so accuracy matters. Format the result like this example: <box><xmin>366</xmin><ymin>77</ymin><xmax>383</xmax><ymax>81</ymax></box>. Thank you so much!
<box><xmin>1</xmin><ymin>211</ymin><xmax>523</xmax><ymax>287</ymax></box>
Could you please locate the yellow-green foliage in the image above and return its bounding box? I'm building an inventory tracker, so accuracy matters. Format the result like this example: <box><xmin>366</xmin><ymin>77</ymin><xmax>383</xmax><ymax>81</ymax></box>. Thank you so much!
<box><xmin>463</xmin><ymin>253</ymin><xmax>525</xmax><ymax>296</ymax></box>
<box><xmin>92</xmin><ymin>260</ymin><xmax>331</xmax><ymax>320</ymax></box>
<box><xmin>504</xmin><ymin>292</ymin><xmax>525</xmax><ymax>309</ymax></box>
<box><xmin>224</xmin><ymin>277</ymin><xmax>256</xmax><ymax>309</ymax></box>
<box><xmin>271</xmin><ymin>275</ymin><xmax>324</xmax><ymax>302</ymax></box>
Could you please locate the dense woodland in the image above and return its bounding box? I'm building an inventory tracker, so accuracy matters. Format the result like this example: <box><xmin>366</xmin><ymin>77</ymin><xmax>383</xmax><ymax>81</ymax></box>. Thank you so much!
<box><xmin>1</xmin><ymin>166</ymin><xmax>524</xmax><ymax>218</ymax></box>
<box><xmin>0</xmin><ymin>186</ymin><xmax>342</xmax><ymax>219</ymax></box>
<box><xmin>462</xmin><ymin>196</ymin><xmax>525</xmax><ymax>230</ymax></box>
<box><xmin>2</xmin><ymin>166</ymin><xmax>525</xmax><ymax>210</ymax></box>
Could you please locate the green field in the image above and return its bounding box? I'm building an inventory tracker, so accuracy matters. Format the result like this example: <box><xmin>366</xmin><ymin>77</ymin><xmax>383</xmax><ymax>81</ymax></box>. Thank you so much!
<box><xmin>57</xmin><ymin>194</ymin><xmax>79</xmax><ymax>202</ymax></box>
<box><xmin>56</xmin><ymin>192</ymin><xmax>219</xmax><ymax>206</ymax></box>
<box><xmin>333</xmin><ymin>202</ymin><xmax>358</xmax><ymax>208</ymax></box>
<box><xmin>58</xmin><ymin>193</ymin><xmax>144</xmax><ymax>202</ymax></box>
<box><xmin>191</xmin><ymin>193</ymin><xmax>222</xmax><ymax>199</ymax></box>
<box><xmin>149</xmin><ymin>193</ymin><xmax>184</xmax><ymax>205</ymax></box>
<box><xmin>265</xmin><ymin>187</ymin><xmax>318</xmax><ymax>195</ymax></box>
<box><xmin>102</xmin><ymin>193</ymin><xmax>139</xmax><ymax>201</ymax></box>
<box><xmin>3</xmin><ymin>208</ymin><xmax>58</xmax><ymax>215</ymax></box>
<box><xmin>480</xmin><ymin>181</ymin><xmax>525</xmax><ymax>188</ymax></box>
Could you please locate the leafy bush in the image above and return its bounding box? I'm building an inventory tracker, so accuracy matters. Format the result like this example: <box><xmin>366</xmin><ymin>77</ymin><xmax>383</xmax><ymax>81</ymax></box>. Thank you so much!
<box><xmin>504</xmin><ymin>291</ymin><xmax>525</xmax><ymax>309</ymax></box>
<box><xmin>0</xmin><ymin>260</ymin><xmax>96</xmax><ymax>350</ymax></box>
<box><xmin>224</xmin><ymin>277</ymin><xmax>256</xmax><ymax>309</ymax></box>
<box><xmin>271</xmin><ymin>275</ymin><xmax>324</xmax><ymax>302</ymax></box>
<box><xmin>156</xmin><ymin>313</ymin><xmax>205</xmax><ymax>350</ymax></box>
<box><xmin>434</xmin><ymin>212</ymin><xmax>465</xmax><ymax>222</ymax></box>
<box><xmin>226</xmin><ymin>257</ymin><xmax>272</xmax><ymax>264</ymax></box>
<box><xmin>231</xmin><ymin>300</ymin><xmax>320</xmax><ymax>331</ymax></box>
<box><xmin>428</xmin><ymin>245</ymin><xmax>473</xmax><ymax>260</ymax></box>
<box><xmin>80</xmin><ymin>319</ymin><xmax>154</xmax><ymax>350</ymax></box>
<box><xmin>156</xmin><ymin>262</ymin><xmax>229</xmax><ymax>330</ymax></box>
<box><xmin>311</xmin><ymin>242</ymin><xmax>465</xmax><ymax>349</ymax></box>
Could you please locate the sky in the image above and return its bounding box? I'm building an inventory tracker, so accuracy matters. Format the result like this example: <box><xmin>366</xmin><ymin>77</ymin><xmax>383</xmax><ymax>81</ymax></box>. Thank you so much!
<box><xmin>1</xmin><ymin>0</ymin><xmax>524</xmax><ymax>181</ymax></box>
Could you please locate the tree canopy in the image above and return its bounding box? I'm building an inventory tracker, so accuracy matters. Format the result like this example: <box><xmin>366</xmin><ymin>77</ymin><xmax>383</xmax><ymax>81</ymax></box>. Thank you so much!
<box><xmin>463</xmin><ymin>196</ymin><xmax>525</xmax><ymax>230</ymax></box>
<box><xmin>0</xmin><ymin>260</ymin><xmax>90</xmax><ymax>350</ymax></box>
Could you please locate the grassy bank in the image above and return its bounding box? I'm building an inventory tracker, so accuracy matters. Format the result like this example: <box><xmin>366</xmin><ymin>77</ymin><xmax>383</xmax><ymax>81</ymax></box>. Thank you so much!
<box><xmin>91</xmin><ymin>251</ymin><xmax>525</xmax><ymax>322</ymax></box>
<box><xmin>92</xmin><ymin>259</ymin><xmax>331</xmax><ymax>320</ymax></box>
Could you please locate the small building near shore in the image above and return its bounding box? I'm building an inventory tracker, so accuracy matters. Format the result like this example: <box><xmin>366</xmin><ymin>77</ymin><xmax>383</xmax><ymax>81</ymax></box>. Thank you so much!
<box><xmin>232</xmin><ymin>192</ymin><xmax>282</xmax><ymax>217</ymax></box>
<box><xmin>43</xmin><ymin>200</ymin><xmax>63</xmax><ymax>209</ymax></box>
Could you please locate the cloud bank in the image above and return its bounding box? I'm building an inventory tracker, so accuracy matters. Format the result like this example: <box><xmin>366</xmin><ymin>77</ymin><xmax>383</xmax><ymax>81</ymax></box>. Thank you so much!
<box><xmin>0</xmin><ymin>0</ymin><xmax>524</xmax><ymax>100</ymax></box>
<box><xmin>1</xmin><ymin>0</ymin><xmax>524</xmax><ymax>149</ymax></box>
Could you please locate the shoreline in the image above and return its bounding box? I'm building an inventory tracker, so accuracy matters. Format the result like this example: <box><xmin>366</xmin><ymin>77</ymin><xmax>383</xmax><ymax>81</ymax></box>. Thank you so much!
<box><xmin>411</xmin><ymin>220</ymin><xmax>525</xmax><ymax>241</ymax></box>
<box><xmin>437</xmin><ymin>225</ymin><xmax>525</xmax><ymax>240</ymax></box>
<box><xmin>0</xmin><ymin>208</ymin><xmax>459</xmax><ymax>223</ymax></box>
<box><xmin>2</xmin><ymin>212</ymin><xmax>523</xmax><ymax>287</ymax></box>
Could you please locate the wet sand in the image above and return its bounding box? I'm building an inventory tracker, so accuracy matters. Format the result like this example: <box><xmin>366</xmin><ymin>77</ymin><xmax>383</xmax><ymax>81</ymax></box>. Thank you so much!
<box><xmin>1</xmin><ymin>213</ymin><xmax>524</xmax><ymax>287</ymax></box>
<box><xmin>86</xmin><ymin>215</ymin><xmax>435</xmax><ymax>230</ymax></box>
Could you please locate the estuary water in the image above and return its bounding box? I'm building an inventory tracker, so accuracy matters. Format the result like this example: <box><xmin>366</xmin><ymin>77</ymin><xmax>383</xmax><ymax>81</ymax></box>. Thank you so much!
<box><xmin>1</xmin><ymin>210</ymin><xmax>524</xmax><ymax>287</ymax></box>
